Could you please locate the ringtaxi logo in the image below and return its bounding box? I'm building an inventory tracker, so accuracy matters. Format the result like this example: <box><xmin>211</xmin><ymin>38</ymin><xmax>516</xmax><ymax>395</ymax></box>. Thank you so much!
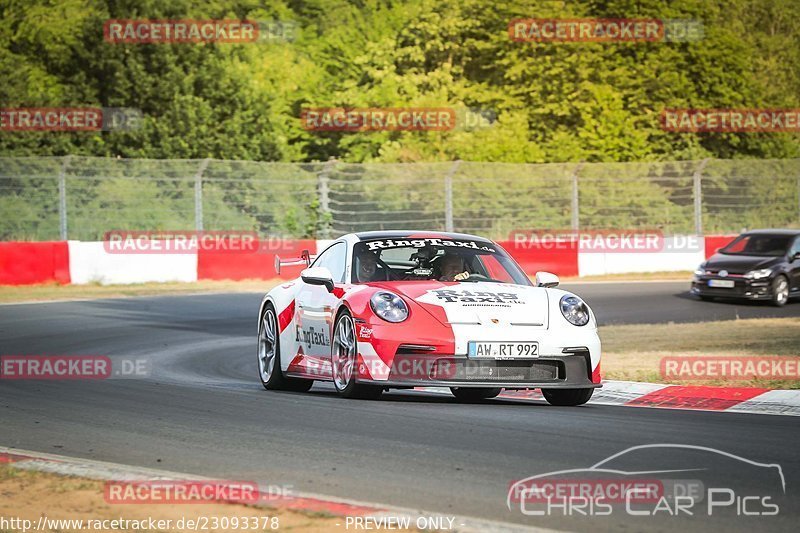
<box><xmin>0</xmin><ymin>107</ymin><xmax>141</xmax><ymax>132</ymax></box>
<box><xmin>661</xmin><ymin>356</ymin><xmax>800</xmax><ymax>381</ymax></box>
<box><xmin>662</xmin><ymin>108</ymin><xmax>800</xmax><ymax>132</ymax></box>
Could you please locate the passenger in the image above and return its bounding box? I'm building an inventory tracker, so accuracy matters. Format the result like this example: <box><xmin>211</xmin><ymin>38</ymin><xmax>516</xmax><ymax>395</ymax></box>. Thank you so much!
<box><xmin>438</xmin><ymin>254</ymin><xmax>470</xmax><ymax>281</ymax></box>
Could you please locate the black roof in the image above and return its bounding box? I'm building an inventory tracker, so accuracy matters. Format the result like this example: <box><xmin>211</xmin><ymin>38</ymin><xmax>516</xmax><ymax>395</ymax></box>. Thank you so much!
<box><xmin>354</xmin><ymin>230</ymin><xmax>494</xmax><ymax>243</ymax></box>
<box><xmin>741</xmin><ymin>229</ymin><xmax>800</xmax><ymax>236</ymax></box>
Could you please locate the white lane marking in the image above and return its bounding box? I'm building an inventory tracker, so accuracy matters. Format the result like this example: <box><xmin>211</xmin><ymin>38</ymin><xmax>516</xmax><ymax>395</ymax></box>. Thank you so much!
<box><xmin>589</xmin><ymin>380</ymin><xmax>670</xmax><ymax>405</ymax></box>
<box><xmin>416</xmin><ymin>381</ymin><xmax>800</xmax><ymax>416</ymax></box>
<box><xmin>727</xmin><ymin>389</ymin><xmax>800</xmax><ymax>416</ymax></box>
<box><xmin>0</xmin><ymin>291</ymin><xmax>265</xmax><ymax>306</ymax></box>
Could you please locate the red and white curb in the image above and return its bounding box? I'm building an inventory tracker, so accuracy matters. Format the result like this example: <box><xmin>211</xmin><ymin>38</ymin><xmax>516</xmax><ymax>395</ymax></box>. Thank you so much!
<box><xmin>416</xmin><ymin>380</ymin><xmax>800</xmax><ymax>416</ymax></box>
<box><xmin>0</xmin><ymin>447</ymin><xmax>544</xmax><ymax>533</ymax></box>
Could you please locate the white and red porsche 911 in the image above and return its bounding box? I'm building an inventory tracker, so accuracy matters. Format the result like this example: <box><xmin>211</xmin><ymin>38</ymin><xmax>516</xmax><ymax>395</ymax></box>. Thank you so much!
<box><xmin>257</xmin><ymin>231</ymin><xmax>601</xmax><ymax>405</ymax></box>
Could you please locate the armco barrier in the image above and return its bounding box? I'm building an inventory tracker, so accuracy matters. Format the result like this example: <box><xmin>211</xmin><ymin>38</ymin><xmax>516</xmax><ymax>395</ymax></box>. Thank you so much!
<box><xmin>0</xmin><ymin>241</ymin><xmax>70</xmax><ymax>285</ymax></box>
<box><xmin>198</xmin><ymin>239</ymin><xmax>317</xmax><ymax>281</ymax></box>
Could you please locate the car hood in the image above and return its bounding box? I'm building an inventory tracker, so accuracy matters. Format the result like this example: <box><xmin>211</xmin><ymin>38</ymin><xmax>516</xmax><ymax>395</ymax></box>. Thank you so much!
<box><xmin>705</xmin><ymin>253</ymin><xmax>782</xmax><ymax>274</ymax></box>
<box><xmin>368</xmin><ymin>281</ymin><xmax>549</xmax><ymax>327</ymax></box>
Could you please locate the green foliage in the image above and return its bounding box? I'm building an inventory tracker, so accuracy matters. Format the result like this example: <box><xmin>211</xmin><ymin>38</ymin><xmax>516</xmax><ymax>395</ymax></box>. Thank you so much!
<box><xmin>1</xmin><ymin>0</ymin><xmax>798</xmax><ymax>162</ymax></box>
<box><xmin>1</xmin><ymin>1</ymin><xmax>799</xmax><ymax>239</ymax></box>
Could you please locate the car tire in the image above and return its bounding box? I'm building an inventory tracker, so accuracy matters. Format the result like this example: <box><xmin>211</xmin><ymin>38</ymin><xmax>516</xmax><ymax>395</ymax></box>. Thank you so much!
<box><xmin>258</xmin><ymin>304</ymin><xmax>313</xmax><ymax>392</ymax></box>
<box><xmin>771</xmin><ymin>275</ymin><xmax>790</xmax><ymax>307</ymax></box>
<box><xmin>541</xmin><ymin>387</ymin><xmax>594</xmax><ymax>406</ymax></box>
<box><xmin>332</xmin><ymin>311</ymin><xmax>383</xmax><ymax>400</ymax></box>
<box><xmin>450</xmin><ymin>387</ymin><xmax>502</xmax><ymax>402</ymax></box>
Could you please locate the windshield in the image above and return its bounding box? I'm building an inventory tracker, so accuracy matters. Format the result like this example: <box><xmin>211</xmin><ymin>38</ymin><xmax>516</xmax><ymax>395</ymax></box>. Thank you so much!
<box><xmin>720</xmin><ymin>234</ymin><xmax>792</xmax><ymax>257</ymax></box>
<box><xmin>351</xmin><ymin>237</ymin><xmax>531</xmax><ymax>285</ymax></box>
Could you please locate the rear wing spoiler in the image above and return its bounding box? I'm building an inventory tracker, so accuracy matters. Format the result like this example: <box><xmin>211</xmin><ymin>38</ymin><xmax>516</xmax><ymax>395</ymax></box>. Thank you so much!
<box><xmin>274</xmin><ymin>249</ymin><xmax>313</xmax><ymax>275</ymax></box>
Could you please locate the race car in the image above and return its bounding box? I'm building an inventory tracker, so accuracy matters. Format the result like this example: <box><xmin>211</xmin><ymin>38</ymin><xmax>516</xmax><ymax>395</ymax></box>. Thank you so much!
<box><xmin>257</xmin><ymin>231</ymin><xmax>601</xmax><ymax>405</ymax></box>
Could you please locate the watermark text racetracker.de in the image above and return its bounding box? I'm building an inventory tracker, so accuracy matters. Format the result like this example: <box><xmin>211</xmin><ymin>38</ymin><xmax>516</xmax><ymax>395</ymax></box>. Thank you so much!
<box><xmin>0</xmin><ymin>516</ymin><xmax>280</xmax><ymax>532</ymax></box>
<box><xmin>507</xmin><ymin>444</ymin><xmax>786</xmax><ymax>519</ymax></box>
<box><xmin>508</xmin><ymin>18</ymin><xmax>704</xmax><ymax>43</ymax></box>
<box><xmin>0</xmin><ymin>108</ymin><xmax>142</xmax><ymax>132</ymax></box>
<box><xmin>103</xmin><ymin>19</ymin><xmax>296</xmax><ymax>43</ymax></box>
<box><xmin>661</xmin><ymin>356</ymin><xmax>800</xmax><ymax>381</ymax></box>
<box><xmin>662</xmin><ymin>108</ymin><xmax>800</xmax><ymax>132</ymax></box>
<box><xmin>104</xmin><ymin>480</ymin><xmax>293</xmax><ymax>504</ymax></box>
<box><xmin>102</xmin><ymin>230</ymin><xmax>300</xmax><ymax>254</ymax></box>
<box><xmin>0</xmin><ymin>355</ymin><xmax>150</xmax><ymax>380</ymax></box>
<box><xmin>510</xmin><ymin>229</ymin><xmax>703</xmax><ymax>253</ymax></box>
<box><xmin>300</xmin><ymin>107</ymin><xmax>495</xmax><ymax>132</ymax></box>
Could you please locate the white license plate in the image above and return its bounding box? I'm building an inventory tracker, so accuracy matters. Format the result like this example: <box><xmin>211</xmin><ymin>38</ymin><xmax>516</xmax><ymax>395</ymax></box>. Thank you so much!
<box><xmin>708</xmin><ymin>279</ymin><xmax>735</xmax><ymax>288</ymax></box>
<box><xmin>468</xmin><ymin>341</ymin><xmax>538</xmax><ymax>358</ymax></box>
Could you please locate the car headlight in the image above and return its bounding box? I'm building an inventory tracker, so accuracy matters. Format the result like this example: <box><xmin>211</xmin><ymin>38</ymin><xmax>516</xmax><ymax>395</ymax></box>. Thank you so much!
<box><xmin>560</xmin><ymin>295</ymin><xmax>590</xmax><ymax>326</ymax></box>
<box><xmin>370</xmin><ymin>291</ymin><xmax>409</xmax><ymax>323</ymax></box>
<box><xmin>693</xmin><ymin>264</ymin><xmax>706</xmax><ymax>276</ymax></box>
<box><xmin>744</xmin><ymin>268</ymin><xmax>772</xmax><ymax>280</ymax></box>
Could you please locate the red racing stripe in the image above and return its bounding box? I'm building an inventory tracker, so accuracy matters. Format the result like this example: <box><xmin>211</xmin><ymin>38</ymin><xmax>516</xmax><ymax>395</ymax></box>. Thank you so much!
<box><xmin>278</xmin><ymin>300</ymin><xmax>295</xmax><ymax>333</ymax></box>
<box><xmin>0</xmin><ymin>453</ymin><xmax>31</xmax><ymax>463</ymax></box>
<box><xmin>626</xmin><ymin>385</ymin><xmax>769</xmax><ymax>411</ymax></box>
<box><xmin>262</xmin><ymin>494</ymin><xmax>385</xmax><ymax>516</ymax></box>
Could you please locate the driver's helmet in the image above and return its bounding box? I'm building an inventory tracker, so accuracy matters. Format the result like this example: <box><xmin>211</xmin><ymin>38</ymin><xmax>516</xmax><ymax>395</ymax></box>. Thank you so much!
<box><xmin>410</xmin><ymin>245</ymin><xmax>437</xmax><ymax>264</ymax></box>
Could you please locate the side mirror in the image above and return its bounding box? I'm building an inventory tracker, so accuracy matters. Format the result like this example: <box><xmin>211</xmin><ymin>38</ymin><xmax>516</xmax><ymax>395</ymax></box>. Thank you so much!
<box><xmin>792</xmin><ymin>252</ymin><xmax>800</xmax><ymax>262</ymax></box>
<box><xmin>301</xmin><ymin>267</ymin><xmax>335</xmax><ymax>292</ymax></box>
<box><xmin>535</xmin><ymin>271</ymin><xmax>560</xmax><ymax>288</ymax></box>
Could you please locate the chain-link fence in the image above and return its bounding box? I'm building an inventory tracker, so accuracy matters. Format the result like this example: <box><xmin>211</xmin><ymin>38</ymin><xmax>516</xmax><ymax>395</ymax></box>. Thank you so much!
<box><xmin>1</xmin><ymin>156</ymin><xmax>798</xmax><ymax>241</ymax></box>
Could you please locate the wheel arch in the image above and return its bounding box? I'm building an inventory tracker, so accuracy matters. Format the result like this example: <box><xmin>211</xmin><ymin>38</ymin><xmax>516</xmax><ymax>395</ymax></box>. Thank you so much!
<box><xmin>332</xmin><ymin>301</ymin><xmax>354</xmax><ymax>334</ymax></box>
<box><xmin>257</xmin><ymin>295</ymin><xmax>276</xmax><ymax>328</ymax></box>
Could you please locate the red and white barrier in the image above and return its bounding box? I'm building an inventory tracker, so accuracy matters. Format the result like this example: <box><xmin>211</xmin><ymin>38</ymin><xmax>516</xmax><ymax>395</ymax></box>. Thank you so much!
<box><xmin>0</xmin><ymin>241</ymin><xmax>70</xmax><ymax>285</ymax></box>
<box><xmin>68</xmin><ymin>241</ymin><xmax>197</xmax><ymax>284</ymax></box>
<box><xmin>0</xmin><ymin>235</ymin><xmax>739</xmax><ymax>286</ymax></box>
<box><xmin>576</xmin><ymin>235</ymin><xmax>706</xmax><ymax>277</ymax></box>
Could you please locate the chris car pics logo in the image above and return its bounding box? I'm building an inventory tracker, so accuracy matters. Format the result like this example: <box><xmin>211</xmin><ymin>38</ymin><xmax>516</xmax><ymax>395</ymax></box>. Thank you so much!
<box><xmin>508</xmin><ymin>444</ymin><xmax>785</xmax><ymax>518</ymax></box>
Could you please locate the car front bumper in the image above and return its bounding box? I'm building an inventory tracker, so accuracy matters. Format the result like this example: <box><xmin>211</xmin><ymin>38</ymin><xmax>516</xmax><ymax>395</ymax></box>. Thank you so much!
<box><xmin>358</xmin><ymin>353</ymin><xmax>600</xmax><ymax>389</ymax></box>
<box><xmin>691</xmin><ymin>276</ymin><xmax>774</xmax><ymax>300</ymax></box>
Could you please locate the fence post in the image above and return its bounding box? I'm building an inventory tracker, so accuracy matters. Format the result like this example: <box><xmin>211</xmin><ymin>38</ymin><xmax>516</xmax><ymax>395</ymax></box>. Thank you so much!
<box><xmin>570</xmin><ymin>162</ymin><xmax>584</xmax><ymax>232</ymax></box>
<box><xmin>444</xmin><ymin>160</ymin><xmax>462</xmax><ymax>233</ymax></box>
<box><xmin>194</xmin><ymin>158</ymin><xmax>210</xmax><ymax>232</ymax></box>
<box><xmin>317</xmin><ymin>158</ymin><xmax>336</xmax><ymax>239</ymax></box>
<box><xmin>58</xmin><ymin>156</ymin><xmax>72</xmax><ymax>240</ymax></box>
<box><xmin>692</xmin><ymin>158</ymin><xmax>710</xmax><ymax>235</ymax></box>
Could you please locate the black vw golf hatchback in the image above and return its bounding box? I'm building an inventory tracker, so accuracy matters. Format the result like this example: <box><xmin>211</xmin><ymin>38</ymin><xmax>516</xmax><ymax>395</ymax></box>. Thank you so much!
<box><xmin>692</xmin><ymin>229</ymin><xmax>800</xmax><ymax>306</ymax></box>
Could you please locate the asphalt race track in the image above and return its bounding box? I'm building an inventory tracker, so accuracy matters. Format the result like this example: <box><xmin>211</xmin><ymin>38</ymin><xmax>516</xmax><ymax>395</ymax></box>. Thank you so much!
<box><xmin>1</xmin><ymin>282</ymin><xmax>799</xmax><ymax>531</ymax></box>
<box><xmin>563</xmin><ymin>280</ymin><xmax>800</xmax><ymax>325</ymax></box>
